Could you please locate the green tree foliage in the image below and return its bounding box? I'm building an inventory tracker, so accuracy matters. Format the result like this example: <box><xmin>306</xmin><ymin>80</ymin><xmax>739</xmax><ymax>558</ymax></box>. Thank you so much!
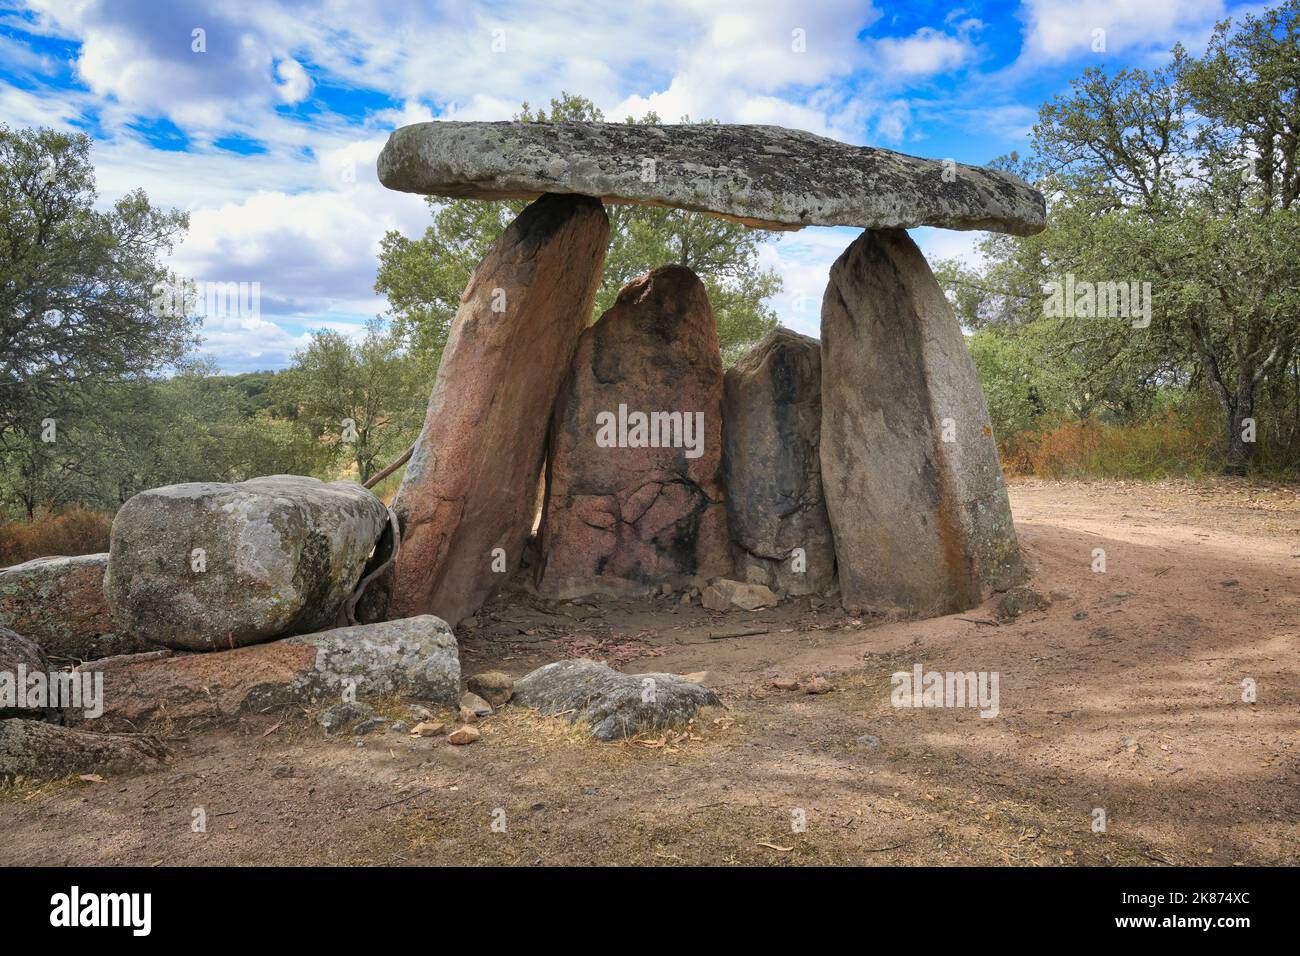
<box><xmin>0</xmin><ymin>364</ymin><xmax>329</xmax><ymax>518</ymax></box>
<box><xmin>938</xmin><ymin>2</ymin><xmax>1300</xmax><ymax>474</ymax></box>
<box><xmin>375</xmin><ymin>93</ymin><xmax>782</xmax><ymax>368</ymax></box>
<box><xmin>275</xmin><ymin>320</ymin><xmax>425</xmax><ymax>483</ymax></box>
<box><xmin>0</xmin><ymin>125</ymin><xmax>194</xmax><ymax>452</ymax></box>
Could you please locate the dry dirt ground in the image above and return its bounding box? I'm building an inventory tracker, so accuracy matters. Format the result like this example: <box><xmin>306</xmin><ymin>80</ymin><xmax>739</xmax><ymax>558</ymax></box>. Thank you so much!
<box><xmin>2</xmin><ymin>478</ymin><xmax>1297</xmax><ymax>867</ymax></box>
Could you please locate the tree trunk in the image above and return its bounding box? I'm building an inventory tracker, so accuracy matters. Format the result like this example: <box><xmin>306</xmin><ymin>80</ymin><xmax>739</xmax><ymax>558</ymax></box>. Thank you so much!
<box><xmin>1222</xmin><ymin>391</ymin><xmax>1255</xmax><ymax>476</ymax></box>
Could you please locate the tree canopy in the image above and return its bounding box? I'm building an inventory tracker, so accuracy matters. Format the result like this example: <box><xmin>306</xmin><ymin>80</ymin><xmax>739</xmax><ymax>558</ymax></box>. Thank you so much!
<box><xmin>937</xmin><ymin>1</ymin><xmax>1300</xmax><ymax>474</ymax></box>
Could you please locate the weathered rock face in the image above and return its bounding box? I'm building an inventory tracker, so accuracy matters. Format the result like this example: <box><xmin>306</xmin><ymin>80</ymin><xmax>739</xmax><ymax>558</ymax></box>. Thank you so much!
<box><xmin>722</xmin><ymin>328</ymin><xmax>835</xmax><ymax>594</ymax></box>
<box><xmin>536</xmin><ymin>265</ymin><xmax>732</xmax><ymax>598</ymax></box>
<box><xmin>71</xmin><ymin>615</ymin><xmax>460</xmax><ymax>730</ymax></box>
<box><xmin>0</xmin><ymin>554</ymin><xmax>156</xmax><ymax>661</ymax></box>
<box><xmin>386</xmin><ymin>193</ymin><xmax>609</xmax><ymax>626</ymax></box>
<box><xmin>106</xmin><ymin>476</ymin><xmax>388</xmax><ymax>651</ymax></box>
<box><xmin>379</xmin><ymin>122</ymin><xmax>1046</xmax><ymax>236</ymax></box>
<box><xmin>0</xmin><ymin>719</ymin><xmax>167</xmax><ymax>781</ymax></box>
<box><xmin>512</xmin><ymin>658</ymin><xmax>721</xmax><ymax>741</ymax></box>
<box><xmin>820</xmin><ymin>229</ymin><xmax>1025</xmax><ymax>617</ymax></box>
<box><xmin>0</xmin><ymin>626</ymin><xmax>54</xmax><ymax>721</ymax></box>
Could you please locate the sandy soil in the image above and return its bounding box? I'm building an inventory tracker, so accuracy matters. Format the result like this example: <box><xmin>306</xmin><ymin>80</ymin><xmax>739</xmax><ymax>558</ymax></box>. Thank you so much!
<box><xmin>2</xmin><ymin>478</ymin><xmax>1297</xmax><ymax>867</ymax></box>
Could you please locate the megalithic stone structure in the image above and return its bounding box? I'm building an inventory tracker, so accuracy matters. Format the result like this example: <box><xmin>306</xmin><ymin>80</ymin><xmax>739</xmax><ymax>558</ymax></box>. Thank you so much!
<box><xmin>379</xmin><ymin>121</ymin><xmax>1046</xmax><ymax>235</ymax></box>
<box><xmin>722</xmin><ymin>328</ymin><xmax>835</xmax><ymax>595</ymax></box>
<box><xmin>536</xmin><ymin>265</ymin><xmax>732</xmax><ymax>598</ymax></box>
<box><xmin>375</xmin><ymin>120</ymin><xmax>1046</xmax><ymax>626</ymax></box>
<box><xmin>819</xmin><ymin>228</ymin><xmax>1025</xmax><ymax>617</ymax></box>
<box><xmin>385</xmin><ymin>193</ymin><xmax>609</xmax><ymax>625</ymax></box>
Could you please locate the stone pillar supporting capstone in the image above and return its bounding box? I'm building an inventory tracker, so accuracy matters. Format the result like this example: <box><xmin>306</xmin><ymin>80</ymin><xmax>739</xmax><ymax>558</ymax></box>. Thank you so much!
<box><xmin>384</xmin><ymin>193</ymin><xmax>609</xmax><ymax>626</ymax></box>
<box><xmin>722</xmin><ymin>327</ymin><xmax>835</xmax><ymax>595</ymax></box>
<box><xmin>819</xmin><ymin>228</ymin><xmax>1024</xmax><ymax>617</ymax></box>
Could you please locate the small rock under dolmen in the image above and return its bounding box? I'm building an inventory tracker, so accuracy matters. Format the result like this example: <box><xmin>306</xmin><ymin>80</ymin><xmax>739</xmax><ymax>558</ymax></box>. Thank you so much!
<box><xmin>512</xmin><ymin>658</ymin><xmax>721</xmax><ymax>741</ymax></box>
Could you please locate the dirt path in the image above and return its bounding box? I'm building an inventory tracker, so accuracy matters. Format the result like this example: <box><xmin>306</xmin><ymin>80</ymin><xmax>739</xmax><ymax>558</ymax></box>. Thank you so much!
<box><xmin>3</xmin><ymin>478</ymin><xmax>1297</xmax><ymax>866</ymax></box>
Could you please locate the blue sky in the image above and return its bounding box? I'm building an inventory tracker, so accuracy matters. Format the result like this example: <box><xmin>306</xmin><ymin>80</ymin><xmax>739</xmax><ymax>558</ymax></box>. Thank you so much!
<box><xmin>0</xmin><ymin>0</ymin><xmax>1264</xmax><ymax>372</ymax></box>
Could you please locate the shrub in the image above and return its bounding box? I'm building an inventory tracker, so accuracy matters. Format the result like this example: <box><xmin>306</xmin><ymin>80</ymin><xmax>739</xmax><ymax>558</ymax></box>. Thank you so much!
<box><xmin>0</xmin><ymin>508</ymin><xmax>112</xmax><ymax>566</ymax></box>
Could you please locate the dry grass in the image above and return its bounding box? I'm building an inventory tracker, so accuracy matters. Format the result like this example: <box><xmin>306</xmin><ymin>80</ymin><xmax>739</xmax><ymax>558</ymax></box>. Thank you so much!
<box><xmin>477</xmin><ymin>705</ymin><xmax>742</xmax><ymax>761</ymax></box>
<box><xmin>0</xmin><ymin>773</ymin><xmax>81</xmax><ymax>804</ymax></box>
<box><xmin>0</xmin><ymin>508</ymin><xmax>112</xmax><ymax>566</ymax></box>
<box><xmin>1000</xmin><ymin>412</ymin><xmax>1221</xmax><ymax>480</ymax></box>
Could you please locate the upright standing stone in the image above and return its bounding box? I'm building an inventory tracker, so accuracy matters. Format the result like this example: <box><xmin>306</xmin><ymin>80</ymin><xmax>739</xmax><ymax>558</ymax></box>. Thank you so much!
<box><xmin>536</xmin><ymin>265</ymin><xmax>732</xmax><ymax>598</ymax></box>
<box><xmin>820</xmin><ymin>229</ymin><xmax>1024</xmax><ymax>617</ymax></box>
<box><xmin>387</xmin><ymin>193</ymin><xmax>609</xmax><ymax>625</ymax></box>
<box><xmin>722</xmin><ymin>328</ymin><xmax>834</xmax><ymax>594</ymax></box>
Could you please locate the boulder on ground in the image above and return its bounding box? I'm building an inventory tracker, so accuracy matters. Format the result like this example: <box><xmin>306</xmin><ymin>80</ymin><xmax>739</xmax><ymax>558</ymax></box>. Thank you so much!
<box><xmin>0</xmin><ymin>719</ymin><xmax>166</xmax><ymax>781</ymax></box>
<box><xmin>722</xmin><ymin>328</ymin><xmax>835</xmax><ymax>594</ymax></box>
<box><xmin>0</xmin><ymin>554</ymin><xmax>156</xmax><ymax>661</ymax></box>
<box><xmin>106</xmin><ymin>476</ymin><xmax>389</xmax><ymax>651</ymax></box>
<box><xmin>512</xmin><ymin>658</ymin><xmax>721</xmax><ymax>741</ymax></box>
<box><xmin>385</xmin><ymin>193</ymin><xmax>610</xmax><ymax>627</ymax></box>
<box><xmin>378</xmin><ymin>121</ymin><xmax>1046</xmax><ymax>236</ymax></box>
<box><xmin>701</xmin><ymin>579</ymin><xmax>778</xmax><ymax>612</ymax></box>
<box><xmin>460</xmin><ymin>691</ymin><xmax>493</xmax><ymax>717</ymax></box>
<box><xmin>0</xmin><ymin>626</ymin><xmax>57</xmax><ymax>721</ymax></box>
<box><xmin>71</xmin><ymin>615</ymin><xmax>460</xmax><ymax>730</ymax></box>
<box><xmin>466</xmin><ymin>670</ymin><xmax>514</xmax><ymax>707</ymax></box>
<box><xmin>537</xmin><ymin>265</ymin><xmax>733</xmax><ymax>598</ymax></box>
<box><xmin>820</xmin><ymin>229</ymin><xmax>1025</xmax><ymax>618</ymax></box>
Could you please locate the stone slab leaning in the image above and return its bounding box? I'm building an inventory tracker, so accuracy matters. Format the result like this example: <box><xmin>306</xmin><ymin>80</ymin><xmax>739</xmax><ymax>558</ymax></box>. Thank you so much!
<box><xmin>384</xmin><ymin>193</ymin><xmax>609</xmax><ymax>625</ymax></box>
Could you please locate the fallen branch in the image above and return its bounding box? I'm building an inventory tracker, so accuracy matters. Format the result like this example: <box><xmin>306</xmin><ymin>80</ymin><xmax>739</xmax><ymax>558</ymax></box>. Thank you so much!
<box><xmin>364</xmin><ymin>442</ymin><xmax>415</xmax><ymax>489</ymax></box>
<box><xmin>344</xmin><ymin>507</ymin><xmax>401</xmax><ymax>625</ymax></box>
<box><xmin>708</xmin><ymin>627</ymin><xmax>770</xmax><ymax>640</ymax></box>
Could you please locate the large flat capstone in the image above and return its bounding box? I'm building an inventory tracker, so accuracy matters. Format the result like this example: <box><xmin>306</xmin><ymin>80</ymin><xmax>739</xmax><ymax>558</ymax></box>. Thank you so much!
<box><xmin>378</xmin><ymin>121</ymin><xmax>1046</xmax><ymax>236</ymax></box>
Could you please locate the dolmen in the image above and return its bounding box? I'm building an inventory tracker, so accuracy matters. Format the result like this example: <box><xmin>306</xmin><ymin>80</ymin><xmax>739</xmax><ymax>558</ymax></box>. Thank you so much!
<box><xmin>376</xmin><ymin>120</ymin><xmax>1039</xmax><ymax>625</ymax></box>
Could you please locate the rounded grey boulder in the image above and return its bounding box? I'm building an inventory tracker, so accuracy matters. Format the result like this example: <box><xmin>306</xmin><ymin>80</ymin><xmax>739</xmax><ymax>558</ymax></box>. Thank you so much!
<box><xmin>513</xmin><ymin>658</ymin><xmax>721</xmax><ymax>741</ymax></box>
<box><xmin>106</xmin><ymin>476</ymin><xmax>389</xmax><ymax>651</ymax></box>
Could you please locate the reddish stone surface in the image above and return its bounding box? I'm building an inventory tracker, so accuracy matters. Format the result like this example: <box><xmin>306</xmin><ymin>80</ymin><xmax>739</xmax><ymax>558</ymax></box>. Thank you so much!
<box><xmin>385</xmin><ymin>193</ymin><xmax>609</xmax><ymax>625</ymax></box>
<box><xmin>69</xmin><ymin>642</ymin><xmax>317</xmax><ymax>728</ymax></box>
<box><xmin>536</xmin><ymin>265</ymin><xmax>732</xmax><ymax>598</ymax></box>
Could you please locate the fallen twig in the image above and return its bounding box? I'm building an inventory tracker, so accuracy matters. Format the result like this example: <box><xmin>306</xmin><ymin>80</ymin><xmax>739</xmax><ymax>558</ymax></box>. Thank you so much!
<box><xmin>371</xmin><ymin>788</ymin><xmax>433</xmax><ymax>812</ymax></box>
